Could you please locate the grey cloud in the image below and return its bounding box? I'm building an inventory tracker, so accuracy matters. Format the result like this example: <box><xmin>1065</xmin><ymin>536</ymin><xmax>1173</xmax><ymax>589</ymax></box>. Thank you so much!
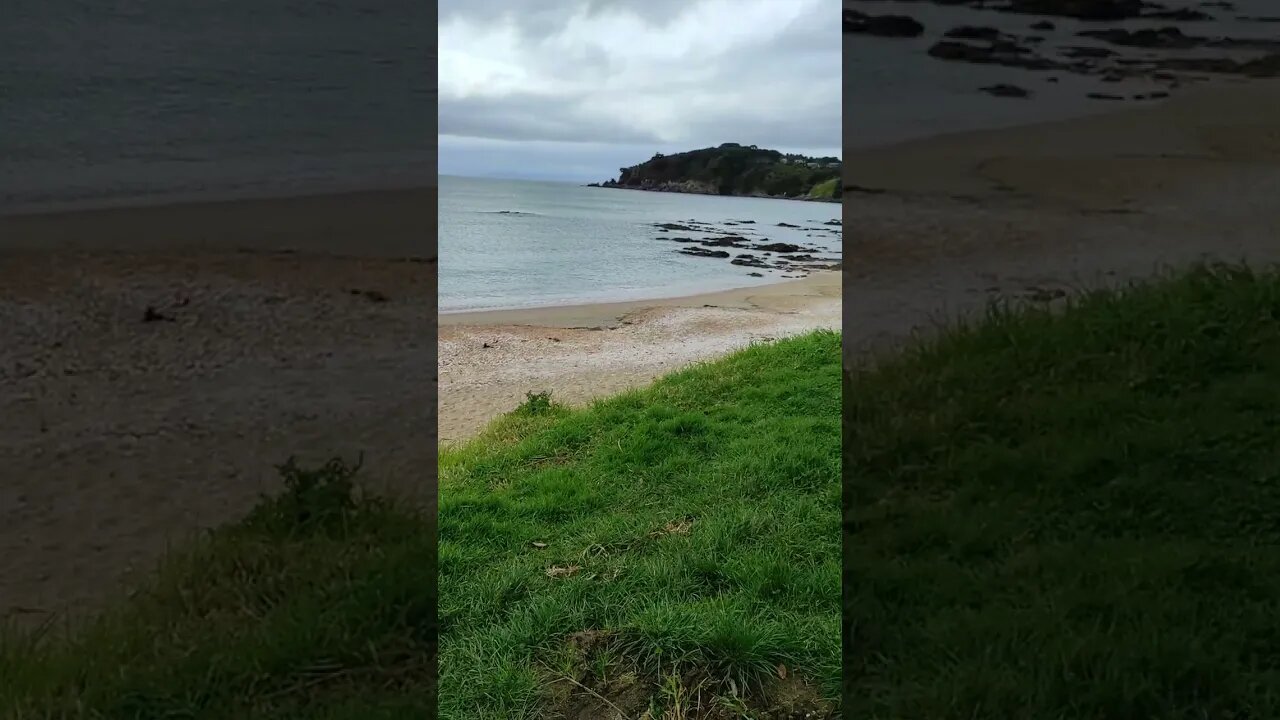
<box><xmin>440</xmin><ymin>0</ymin><xmax>839</xmax><ymax>177</ymax></box>
<box><xmin>439</xmin><ymin>93</ymin><xmax>662</xmax><ymax>145</ymax></box>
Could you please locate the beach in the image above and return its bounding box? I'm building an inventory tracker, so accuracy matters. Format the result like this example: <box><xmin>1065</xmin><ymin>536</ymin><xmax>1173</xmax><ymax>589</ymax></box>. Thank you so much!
<box><xmin>0</xmin><ymin>189</ymin><xmax>436</xmax><ymax>621</ymax></box>
<box><xmin>438</xmin><ymin>272</ymin><xmax>841</xmax><ymax>444</ymax></box>
<box><xmin>841</xmin><ymin>79</ymin><xmax>1280</xmax><ymax>363</ymax></box>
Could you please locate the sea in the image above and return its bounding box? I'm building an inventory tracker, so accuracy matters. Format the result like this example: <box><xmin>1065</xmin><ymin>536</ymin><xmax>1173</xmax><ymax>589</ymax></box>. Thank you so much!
<box><xmin>438</xmin><ymin>176</ymin><xmax>842</xmax><ymax>313</ymax></box>
<box><xmin>0</xmin><ymin>0</ymin><xmax>434</xmax><ymax>215</ymax></box>
<box><xmin>846</xmin><ymin>0</ymin><xmax>1278</xmax><ymax>148</ymax></box>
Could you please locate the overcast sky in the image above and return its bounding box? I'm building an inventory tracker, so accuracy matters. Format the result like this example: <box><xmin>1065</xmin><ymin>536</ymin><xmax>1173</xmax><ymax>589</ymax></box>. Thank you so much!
<box><xmin>438</xmin><ymin>0</ymin><xmax>840</xmax><ymax>182</ymax></box>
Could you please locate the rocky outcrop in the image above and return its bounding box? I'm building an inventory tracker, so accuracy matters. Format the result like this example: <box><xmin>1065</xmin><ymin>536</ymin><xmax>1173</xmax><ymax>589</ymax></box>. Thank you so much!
<box><xmin>844</xmin><ymin>9</ymin><xmax>925</xmax><ymax>37</ymax></box>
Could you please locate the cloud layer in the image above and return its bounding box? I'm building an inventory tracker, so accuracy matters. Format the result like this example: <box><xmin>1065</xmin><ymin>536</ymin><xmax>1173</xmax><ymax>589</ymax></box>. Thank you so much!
<box><xmin>439</xmin><ymin>0</ymin><xmax>839</xmax><ymax>179</ymax></box>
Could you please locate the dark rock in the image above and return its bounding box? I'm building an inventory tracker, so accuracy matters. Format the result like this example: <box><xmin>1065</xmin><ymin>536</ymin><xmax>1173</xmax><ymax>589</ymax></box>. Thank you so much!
<box><xmin>1150</xmin><ymin>91</ymin><xmax>1171</xmax><ymax>98</ymax></box>
<box><xmin>928</xmin><ymin>40</ymin><xmax>1062</xmax><ymax>71</ymax></box>
<box><xmin>350</xmin><ymin>288</ymin><xmax>389</xmax><ymax>303</ymax></box>
<box><xmin>753</xmin><ymin>242</ymin><xmax>807</xmax><ymax>253</ymax></box>
<box><xmin>776</xmin><ymin>222</ymin><xmax>800</xmax><ymax>228</ymax></box>
<box><xmin>944</xmin><ymin>26</ymin><xmax>1005</xmax><ymax>41</ymax></box>
<box><xmin>142</xmin><ymin>306</ymin><xmax>174</xmax><ymax>323</ymax></box>
<box><xmin>981</xmin><ymin>83</ymin><xmax>1032</xmax><ymax>98</ymax></box>
<box><xmin>1143</xmin><ymin>8</ymin><xmax>1213</xmax><ymax>20</ymax></box>
<box><xmin>1087</xmin><ymin>92</ymin><xmax>1126</xmax><ymax>100</ymax></box>
<box><xmin>655</xmin><ymin>222</ymin><xmax>694</xmax><ymax>231</ymax></box>
<box><xmin>747</xmin><ymin>272</ymin><xmax>764</xmax><ymax>277</ymax></box>
<box><xmin>844</xmin><ymin>9</ymin><xmax>925</xmax><ymax>37</ymax></box>
<box><xmin>1061</xmin><ymin>45</ymin><xmax>1117</xmax><ymax>59</ymax></box>
<box><xmin>1031</xmin><ymin>20</ymin><xmax>1057</xmax><ymax>30</ymax></box>
<box><xmin>1047</xmin><ymin>76</ymin><xmax>1061</xmax><ymax>82</ymax></box>
<box><xmin>699</xmin><ymin>235</ymin><xmax>751</xmax><ymax>247</ymax></box>
<box><xmin>999</xmin><ymin>0</ymin><xmax>1147</xmax><ymax>20</ymax></box>
<box><xmin>823</xmin><ymin>219</ymin><xmax>842</xmax><ymax>226</ymax></box>
<box><xmin>1078</xmin><ymin>27</ymin><xmax>1202</xmax><ymax>49</ymax></box>
<box><xmin>678</xmin><ymin>247</ymin><xmax>731</xmax><ymax>259</ymax></box>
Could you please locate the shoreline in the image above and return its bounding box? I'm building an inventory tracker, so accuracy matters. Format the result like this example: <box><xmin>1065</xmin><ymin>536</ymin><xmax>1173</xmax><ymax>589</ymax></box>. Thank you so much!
<box><xmin>438</xmin><ymin>271</ymin><xmax>840</xmax><ymax>443</ymax></box>
<box><xmin>439</xmin><ymin>272</ymin><xmax>840</xmax><ymax>328</ymax></box>
<box><xmin>839</xmin><ymin>76</ymin><xmax>1280</xmax><ymax>364</ymax></box>
<box><xmin>0</xmin><ymin>186</ymin><xmax>438</xmax><ymax>258</ymax></box>
<box><xmin>586</xmin><ymin>184</ymin><xmax>841</xmax><ymax>203</ymax></box>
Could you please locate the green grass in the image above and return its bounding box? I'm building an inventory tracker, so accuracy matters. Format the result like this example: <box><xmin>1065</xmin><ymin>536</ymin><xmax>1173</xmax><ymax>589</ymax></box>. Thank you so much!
<box><xmin>439</xmin><ymin>330</ymin><xmax>842</xmax><ymax>719</ymax></box>
<box><xmin>0</xmin><ymin>457</ymin><xmax>437</xmax><ymax>719</ymax></box>
<box><xmin>808</xmin><ymin>177</ymin><xmax>839</xmax><ymax>200</ymax></box>
<box><xmin>846</xmin><ymin>263</ymin><xmax>1280</xmax><ymax>718</ymax></box>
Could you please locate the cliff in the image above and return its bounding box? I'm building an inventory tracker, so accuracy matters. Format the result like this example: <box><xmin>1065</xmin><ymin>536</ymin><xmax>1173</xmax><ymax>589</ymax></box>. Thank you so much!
<box><xmin>591</xmin><ymin>143</ymin><xmax>842</xmax><ymax>201</ymax></box>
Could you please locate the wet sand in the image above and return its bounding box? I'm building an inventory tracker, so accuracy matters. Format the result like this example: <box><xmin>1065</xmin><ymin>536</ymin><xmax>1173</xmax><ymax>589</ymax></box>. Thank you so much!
<box><xmin>439</xmin><ymin>272</ymin><xmax>841</xmax><ymax>444</ymax></box>
<box><xmin>0</xmin><ymin>189</ymin><xmax>436</xmax><ymax>623</ymax></box>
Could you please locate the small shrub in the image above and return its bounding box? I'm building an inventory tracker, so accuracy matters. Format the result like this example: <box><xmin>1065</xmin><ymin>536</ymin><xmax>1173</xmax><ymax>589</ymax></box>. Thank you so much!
<box><xmin>243</xmin><ymin>454</ymin><xmax>364</xmax><ymax>537</ymax></box>
<box><xmin>517</xmin><ymin>390</ymin><xmax>554</xmax><ymax>417</ymax></box>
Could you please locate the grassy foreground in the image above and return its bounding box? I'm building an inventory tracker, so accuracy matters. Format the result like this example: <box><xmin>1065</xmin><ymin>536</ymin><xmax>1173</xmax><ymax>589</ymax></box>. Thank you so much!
<box><xmin>0</xmin><ymin>458</ymin><xmax>436</xmax><ymax>718</ymax></box>
<box><xmin>439</xmin><ymin>330</ymin><xmax>842</xmax><ymax>719</ymax></box>
<box><xmin>846</xmin><ymin>264</ymin><xmax>1280</xmax><ymax>718</ymax></box>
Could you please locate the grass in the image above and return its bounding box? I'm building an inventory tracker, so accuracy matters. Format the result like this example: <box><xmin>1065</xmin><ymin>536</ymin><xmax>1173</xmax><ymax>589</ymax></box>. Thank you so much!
<box><xmin>438</xmin><ymin>330</ymin><xmax>842</xmax><ymax>719</ymax></box>
<box><xmin>846</xmin><ymin>263</ymin><xmax>1280</xmax><ymax>718</ymax></box>
<box><xmin>808</xmin><ymin>177</ymin><xmax>839</xmax><ymax>200</ymax></box>
<box><xmin>0</xmin><ymin>457</ymin><xmax>437</xmax><ymax>719</ymax></box>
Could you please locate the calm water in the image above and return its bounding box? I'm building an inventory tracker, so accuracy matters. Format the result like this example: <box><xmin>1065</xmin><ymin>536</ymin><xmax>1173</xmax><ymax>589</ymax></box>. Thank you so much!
<box><xmin>439</xmin><ymin>176</ymin><xmax>842</xmax><ymax>313</ymax></box>
<box><xmin>0</xmin><ymin>0</ymin><xmax>433</xmax><ymax>214</ymax></box>
<box><xmin>846</xmin><ymin>0</ymin><xmax>1276</xmax><ymax>148</ymax></box>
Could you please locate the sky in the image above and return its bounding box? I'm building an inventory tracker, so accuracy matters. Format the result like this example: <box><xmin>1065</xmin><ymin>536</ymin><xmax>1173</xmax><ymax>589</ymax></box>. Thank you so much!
<box><xmin>438</xmin><ymin>0</ymin><xmax>840</xmax><ymax>182</ymax></box>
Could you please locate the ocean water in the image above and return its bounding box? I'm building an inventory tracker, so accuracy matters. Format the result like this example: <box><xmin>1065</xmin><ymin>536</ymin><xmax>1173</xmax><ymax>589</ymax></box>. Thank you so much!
<box><xmin>0</xmin><ymin>0</ymin><xmax>434</xmax><ymax>215</ymax></box>
<box><xmin>439</xmin><ymin>176</ymin><xmax>842</xmax><ymax>313</ymax></box>
<box><xmin>846</xmin><ymin>0</ymin><xmax>1278</xmax><ymax>148</ymax></box>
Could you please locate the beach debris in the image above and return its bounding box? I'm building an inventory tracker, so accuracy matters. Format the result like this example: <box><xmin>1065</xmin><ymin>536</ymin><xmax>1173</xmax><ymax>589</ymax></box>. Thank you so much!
<box><xmin>546</xmin><ymin>564</ymin><xmax>581</xmax><ymax>579</ymax></box>
<box><xmin>482</xmin><ymin>342</ymin><xmax>493</xmax><ymax>349</ymax></box>
<box><xmin>349</xmin><ymin>288</ymin><xmax>389</xmax><ymax>303</ymax></box>
<box><xmin>530</xmin><ymin>540</ymin><xmax>548</xmax><ymax>549</ymax></box>
<box><xmin>649</xmin><ymin>518</ymin><xmax>694</xmax><ymax>537</ymax></box>
<box><xmin>547</xmin><ymin>337</ymin><xmax>561</xmax><ymax>342</ymax></box>
<box><xmin>142</xmin><ymin>306</ymin><xmax>174</xmax><ymax>323</ymax></box>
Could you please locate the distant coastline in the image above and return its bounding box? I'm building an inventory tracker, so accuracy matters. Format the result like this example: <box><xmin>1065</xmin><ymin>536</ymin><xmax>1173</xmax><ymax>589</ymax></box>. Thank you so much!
<box><xmin>588</xmin><ymin>143</ymin><xmax>842</xmax><ymax>203</ymax></box>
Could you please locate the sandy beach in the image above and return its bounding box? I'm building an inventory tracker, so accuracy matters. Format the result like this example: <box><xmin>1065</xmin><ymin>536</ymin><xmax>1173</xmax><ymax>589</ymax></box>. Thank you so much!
<box><xmin>438</xmin><ymin>272</ymin><xmax>841</xmax><ymax>444</ymax></box>
<box><xmin>0</xmin><ymin>189</ymin><xmax>437</xmax><ymax>622</ymax></box>
<box><xmin>841</xmin><ymin>79</ymin><xmax>1280</xmax><ymax>363</ymax></box>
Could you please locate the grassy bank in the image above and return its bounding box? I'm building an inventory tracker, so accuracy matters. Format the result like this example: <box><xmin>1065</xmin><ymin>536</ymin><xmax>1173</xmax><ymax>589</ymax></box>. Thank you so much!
<box><xmin>439</xmin><ymin>330</ymin><xmax>842</xmax><ymax>719</ymax></box>
<box><xmin>1</xmin><ymin>458</ymin><xmax>437</xmax><ymax>719</ymax></box>
<box><xmin>846</xmin><ymin>264</ymin><xmax>1280</xmax><ymax>718</ymax></box>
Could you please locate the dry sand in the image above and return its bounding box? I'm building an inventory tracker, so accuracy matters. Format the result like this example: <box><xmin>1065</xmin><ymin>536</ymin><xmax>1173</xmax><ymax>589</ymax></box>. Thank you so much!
<box><xmin>438</xmin><ymin>272</ymin><xmax>841</xmax><ymax>444</ymax></box>
<box><xmin>841</xmin><ymin>79</ymin><xmax>1280</xmax><ymax>363</ymax></box>
<box><xmin>0</xmin><ymin>189</ymin><xmax>436</xmax><ymax>623</ymax></box>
